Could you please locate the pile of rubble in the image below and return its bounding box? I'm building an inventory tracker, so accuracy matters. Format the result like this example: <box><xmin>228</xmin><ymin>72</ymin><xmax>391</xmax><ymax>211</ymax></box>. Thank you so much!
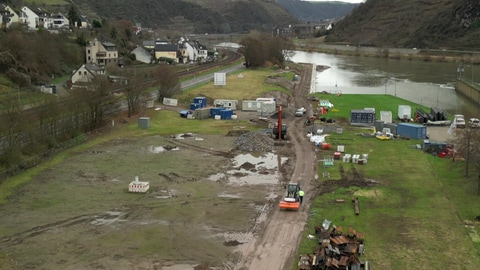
<box><xmin>298</xmin><ymin>219</ymin><xmax>370</xmax><ymax>270</ymax></box>
<box><xmin>234</xmin><ymin>130</ymin><xmax>275</xmax><ymax>152</ymax></box>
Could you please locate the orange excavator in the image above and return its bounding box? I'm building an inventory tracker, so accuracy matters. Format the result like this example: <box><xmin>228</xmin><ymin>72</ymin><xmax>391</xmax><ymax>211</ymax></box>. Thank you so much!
<box><xmin>279</xmin><ymin>183</ymin><xmax>301</xmax><ymax>210</ymax></box>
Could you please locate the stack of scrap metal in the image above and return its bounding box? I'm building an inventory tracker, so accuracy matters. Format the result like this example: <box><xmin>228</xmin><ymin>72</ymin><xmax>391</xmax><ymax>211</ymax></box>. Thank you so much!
<box><xmin>301</xmin><ymin>220</ymin><xmax>369</xmax><ymax>270</ymax></box>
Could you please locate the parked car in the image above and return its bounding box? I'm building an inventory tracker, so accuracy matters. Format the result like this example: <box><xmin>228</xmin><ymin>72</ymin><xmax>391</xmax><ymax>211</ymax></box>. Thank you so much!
<box><xmin>454</xmin><ymin>114</ymin><xmax>466</xmax><ymax>128</ymax></box>
<box><xmin>469</xmin><ymin>118</ymin><xmax>480</xmax><ymax>128</ymax></box>
<box><xmin>295</xmin><ymin>108</ymin><xmax>306</xmax><ymax>117</ymax></box>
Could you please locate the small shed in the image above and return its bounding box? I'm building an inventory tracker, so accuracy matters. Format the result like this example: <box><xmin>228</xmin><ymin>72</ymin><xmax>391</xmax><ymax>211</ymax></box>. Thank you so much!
<box><xmin>397</xmin><ymin>123</ymin><xmax>427</xmax><ymax>139</ymax></box>
<box><xmin>350</xmin><ymin>110</ymin><xmax>376</xmax><ymax>126</ymax></box>
<box><xmin>242</xmin><ymin>100</ymin><xmax>262</xmax><ymax>111</ymax></box>
<box><xmin>258</xmin><ymin>101</ymin><xmax>277</xmax><ymax>116</ymax></box>
<box><xmin>213</xmin><ymin>99</ymin><xmax>238</xmax><ymax>110</ymax></box>
<box><xmin>398</xmin><ymin>105</ymin><xmax>412</xmax><ymax>121</ymax></box>
<box><xmin>138</xmin><ymin>117</ymin><xmax>150</xmax><ymax>129</ymax></box>
<box><xmin>380</xmin><ymin>111</ymin><xmax>392</xmax><ymax>123</ymax></box>
<box><xmin>193</xmin><ymin>97</ymin><xmax>207</xmax><ymax>108</ymax></box>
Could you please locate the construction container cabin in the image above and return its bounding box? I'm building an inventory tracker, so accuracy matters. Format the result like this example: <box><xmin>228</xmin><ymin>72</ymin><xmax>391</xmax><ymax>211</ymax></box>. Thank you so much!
<box><xmin>380</xmin><ymin>111</ymin><xmax>393</xmax><ymax>123</ymax></box>
<box><xmin>350</xmin><ymin>110</ymin><xmax>376</xmax><ymax>126</ymax></box>
<box><xmin>258</xmin><ymin>101</ymin><xmax>277</xmax><ymax>116</ymax></box>
<box><xmin>193</xmin><ymin>97</ymin><xmax>207</xmax><ymax>108</ymax></box>
<box><xmin>213</xmin><ymin>99</ymin><xmax>238</xmax><ymax>110</ymax></box>
<box><xmin>242</xmin><ymin>100</ymin><xmax>262</xmax><ymax>111</ymax></box>
<box><xmin>398</xmin><ymin>105</ymin><xmax>412</xmax><ymax>121</ymax></box>
<box><xmin>397</xmin><ymin>123</ymin><xmax>427</xmax><ymax>139</ymax></box>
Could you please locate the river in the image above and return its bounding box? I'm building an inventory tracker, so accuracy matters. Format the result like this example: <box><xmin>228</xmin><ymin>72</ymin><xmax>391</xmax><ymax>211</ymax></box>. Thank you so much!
<box><xmin>290</xmin><ymin>51</ymin><xmax>480</xmax><ymax>117</ymax></box>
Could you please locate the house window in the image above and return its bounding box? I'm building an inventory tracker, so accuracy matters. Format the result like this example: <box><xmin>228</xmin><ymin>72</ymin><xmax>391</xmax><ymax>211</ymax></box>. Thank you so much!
<box><xmin>88</xmin><ymin>49</ymin><xmax>90</xmax><ymax>54</ymax></box>
<box><xmin>84</xmin><ymin>71</ymin><xmax>87</xmax><ymax>76</ymax></box>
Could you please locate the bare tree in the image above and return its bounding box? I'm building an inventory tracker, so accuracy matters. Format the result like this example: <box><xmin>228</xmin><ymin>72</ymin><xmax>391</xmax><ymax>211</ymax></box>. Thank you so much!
<box><xmin>239</xmin><ymin>36</ymin><xmax>265</xmax><ymax>68</ymax></box>
<box><xmin>0</xmin><ymin>95</ymin><xmax>25</xmax><ymax>169</ymax></box>
<box><xmin>453</xmin><ymin>127</ymin><xmax>480</xmax><ymax>193</ymax></box>
<box><xmin>125</xmin><ymin>74</ymin><xmax>147</xmax><ymax>117</ymax></box>
<box><xmin>74</xmin><ymin>76</ymin><xmax>114</xmax><ymax>130</ymax></box>
<box><xmin>240</xmin><ymin>34</ymin><xmax>291</xmax><ymax>68</ymax></box>
<box><xmin>151</xmin><ymin>65</ymin><xmax>180</xmax><ymax>101</ymax></box>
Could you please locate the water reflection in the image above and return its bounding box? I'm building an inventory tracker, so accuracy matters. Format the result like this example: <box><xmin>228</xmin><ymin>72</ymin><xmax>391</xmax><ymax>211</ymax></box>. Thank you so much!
<box><xmin>291</xmin><ymin>51</ymin><xmax>479</xmax><ymax>116</ymax></box>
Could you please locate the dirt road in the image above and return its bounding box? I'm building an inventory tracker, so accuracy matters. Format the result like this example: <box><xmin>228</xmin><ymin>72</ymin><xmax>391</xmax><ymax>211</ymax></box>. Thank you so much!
<box><xmin>234</xmin><ymin>65</ymin><xmax>316</xmax><ymax>270</ymax></box>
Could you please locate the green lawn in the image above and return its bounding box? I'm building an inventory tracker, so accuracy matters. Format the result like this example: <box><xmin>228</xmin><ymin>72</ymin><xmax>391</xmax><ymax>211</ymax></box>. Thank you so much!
<box><xmin>296</xmin><ymin>98</ymin><xmax>480</xmax><ymax>269</ymax></box>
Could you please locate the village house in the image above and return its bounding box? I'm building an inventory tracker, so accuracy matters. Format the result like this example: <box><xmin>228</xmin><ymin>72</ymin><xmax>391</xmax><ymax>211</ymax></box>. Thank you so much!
<box><xmin>154</xmin><ymin>40</ymin><xmax>178</xmax><ymax>63</ymax></box>
<box><xmin>86</xmin><ymin>38</ymin><xmax>119</xmax><ymax>66</ymax></box>
<box><xmin>178</xmin><ymin>37</ymin><xmax>208</xmax><ymax>63</ymax></box>
<box><xmin>70</xmin><ymin>64</ymin><xmax>106</xmax><ymax>85</ymax></box>
<box><xmin>131</xmin><ymin>45</ymin><xmax>152</xmax><ymax>64</ymax></box>
<box><xmin>0</xmin><ymin>4</ymin><xmax>19</xmax><ymax>28</ymax></box>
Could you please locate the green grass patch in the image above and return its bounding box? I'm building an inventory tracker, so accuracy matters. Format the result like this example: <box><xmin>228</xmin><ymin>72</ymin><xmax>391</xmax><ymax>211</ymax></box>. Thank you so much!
<box><xmin>298</xmin><ymin>99</ymin><xmax>480</xmax><ymax>269</ymax></box>
<box><xmin>175</xmin><ymin>68</ymin><xmax>293</xmax><ymax>106</ymax></box>
<box><xmin>309</xmin><ymin>93</ymin><xmax>429</xmax><ymax>121</ymax></box>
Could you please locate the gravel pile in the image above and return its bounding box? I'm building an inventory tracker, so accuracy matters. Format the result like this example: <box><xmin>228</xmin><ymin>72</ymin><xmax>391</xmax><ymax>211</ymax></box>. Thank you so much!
<box><xmin>234</xmin><ymin>130</ymin><xmax>275</xmax><ymax>152</ymax></box>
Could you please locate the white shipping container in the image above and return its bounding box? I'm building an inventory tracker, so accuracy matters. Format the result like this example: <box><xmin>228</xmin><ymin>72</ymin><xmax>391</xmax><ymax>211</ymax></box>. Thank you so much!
<box><xmin>380</xmin><ymin>111</ymin><xmax>393</xmax><ymax>123</ymax></box>
<box><xmin>398</xmin><ymin>105</ymin><xmax>411</xmax><ymax>120</ymax></box>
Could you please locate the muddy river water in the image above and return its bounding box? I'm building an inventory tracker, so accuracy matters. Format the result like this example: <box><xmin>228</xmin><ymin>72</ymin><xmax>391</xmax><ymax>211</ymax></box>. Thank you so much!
<box><xmin>291</xmin><ymin>51</ymin><xmax>480</xmax><ymax>117</ymax></box>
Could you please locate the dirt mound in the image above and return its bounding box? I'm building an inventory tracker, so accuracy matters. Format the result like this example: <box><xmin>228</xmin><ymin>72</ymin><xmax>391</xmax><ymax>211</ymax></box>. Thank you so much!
<box><xmin>234</xmin><ymin>130</ymin><xmax>275</xmax><ymax>152</ymax></box>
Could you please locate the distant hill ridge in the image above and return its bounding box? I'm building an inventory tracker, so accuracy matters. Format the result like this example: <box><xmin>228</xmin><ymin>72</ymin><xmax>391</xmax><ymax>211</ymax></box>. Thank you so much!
<box><xmin>16</xmin><ymin>0</ymin><xmax>479</xmax><ymax>49</ymax></box>
<box><xmin>325</xmin><ymin>0</ymin><xmax>480</xmax><ymax>49</ymax></box>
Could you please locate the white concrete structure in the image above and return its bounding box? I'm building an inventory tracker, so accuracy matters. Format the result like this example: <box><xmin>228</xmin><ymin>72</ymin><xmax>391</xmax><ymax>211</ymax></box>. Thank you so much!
<box><xmin>128</xmin><ymin>176</ymin><xmax>149</xmax><ymax>193</ymax></box>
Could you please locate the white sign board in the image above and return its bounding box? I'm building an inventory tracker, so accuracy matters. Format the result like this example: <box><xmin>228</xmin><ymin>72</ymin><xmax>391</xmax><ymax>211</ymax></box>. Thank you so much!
<box><xmin>214</xmin><ymin>72</ymin><xmax>226</xmax><ymax>86</ymax></box>
<box><xmin>163</xmin><ymin>97</ymin><xmax>178</xmax><ymax>106</ymax></box>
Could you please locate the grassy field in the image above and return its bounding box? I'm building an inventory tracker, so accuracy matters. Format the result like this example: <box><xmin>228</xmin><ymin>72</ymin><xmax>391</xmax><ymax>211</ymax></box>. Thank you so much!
<box><xmin>2</xmin><ymin>65</ymin><xmax>480</xmax><ymax>269</ymax></box>
<box><xmin>308</xmin><ymin>93</ymin><xmax>431</xmax><ymax>121</ymax></box>
<box><xmin>175</xmin><ymin>68</ymin><xmax>295</xmax><ymax>106</ymax></box>
<box><xmin>296</xmin><ymin>98</ymin><xmax>480</xmax><ymax>269</ymax></box>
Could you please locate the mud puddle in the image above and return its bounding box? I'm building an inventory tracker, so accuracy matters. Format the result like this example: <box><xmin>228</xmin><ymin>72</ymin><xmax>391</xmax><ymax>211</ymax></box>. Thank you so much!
<box><xmin>208</xmin><ymin>153</ymin><xmax>288</xmax><ymax>185</ymax></box>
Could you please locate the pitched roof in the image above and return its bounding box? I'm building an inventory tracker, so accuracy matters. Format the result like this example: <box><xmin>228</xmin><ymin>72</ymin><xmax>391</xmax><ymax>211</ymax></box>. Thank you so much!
<box><xmin>155</xmin><ymin>43</ymin><xmax>178</xmax><ymax>52</ymax></box>
<box><xmin>102</xmin><ymin>41</ymin><xmax>117</xmax><ymax>50</ymax></box>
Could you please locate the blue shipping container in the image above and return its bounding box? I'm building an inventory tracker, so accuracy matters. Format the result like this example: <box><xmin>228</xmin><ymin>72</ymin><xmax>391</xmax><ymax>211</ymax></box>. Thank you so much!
<box><xmin>220</xmin><ymin>109</ymin><xmax>233</xmax><ymax>120</ymax></box>
<box><xmin>210</xmin><ymin>107</ymin><xmax>223</xmax><ymax>118</ymax></box>
<box><xmin>397</xmin><ymin>123</ymin><xmax>427</xmax><ymax>139</ymax></box>
<box><xmin>194</xmin><ymin>97</ymin><xmax>207</xmax><ymax>108</ymax></box>
<box><xmin>190</xmin><ymin>103</ymin><xmax>201</xmax><ymax>110</ymax></box>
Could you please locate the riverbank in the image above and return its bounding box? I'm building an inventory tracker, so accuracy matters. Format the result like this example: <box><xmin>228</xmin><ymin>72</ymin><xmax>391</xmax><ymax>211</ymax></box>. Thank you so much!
<box><xmin>296</xmin><ymin>41</ymin><xmax>480</xmax><ymax>64</ymax></box>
